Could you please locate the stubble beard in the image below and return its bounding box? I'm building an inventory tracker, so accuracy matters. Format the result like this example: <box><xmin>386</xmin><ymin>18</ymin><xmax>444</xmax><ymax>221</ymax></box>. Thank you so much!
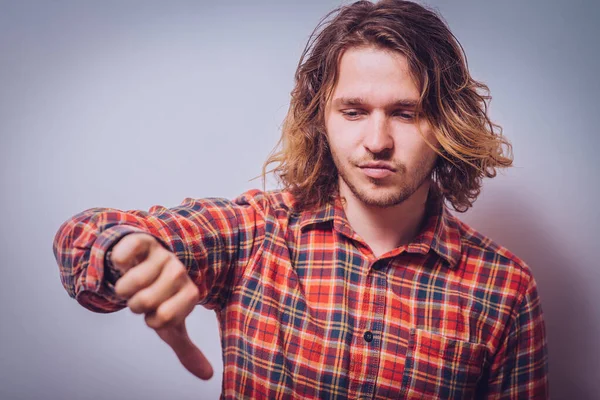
<box><xmin>335</xmin><ymin>154</ymin><xmax>436</xmax><ymax>209</ymax></box>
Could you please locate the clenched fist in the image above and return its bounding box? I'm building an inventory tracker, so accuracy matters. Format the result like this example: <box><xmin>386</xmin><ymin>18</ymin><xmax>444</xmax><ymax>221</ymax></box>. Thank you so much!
<box><xmin>111</xmin><ymin>233</ymin><xmax>213</xmax><ymax>380</ymax></box>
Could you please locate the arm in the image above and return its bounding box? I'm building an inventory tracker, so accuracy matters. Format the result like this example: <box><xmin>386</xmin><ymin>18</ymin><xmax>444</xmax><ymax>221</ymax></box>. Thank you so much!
<box><xmin>484</xmin><ymin>275</ymin><xmax>549</xmax><ymax>399</ymax></box>
<box><xmin>52</xmin><ymin>190</ymin><xmax>267</xmax><ymax>313</ymax></box>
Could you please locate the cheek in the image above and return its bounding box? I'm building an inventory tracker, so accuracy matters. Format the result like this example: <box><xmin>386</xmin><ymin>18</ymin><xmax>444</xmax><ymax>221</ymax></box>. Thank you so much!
<box><xmin>395</xmin><ymin>129</ymin><xmax>439</xmax><ymax>165</ymax></box>
<box><xmin>418</xmin><ymin>121</ymin><xmax>439</xmax><ymax>149</ymax></box>
<box><xmin>326</xmin><ymin>117</ymin><xmax>361</xmax><ymax>153</ymax></box>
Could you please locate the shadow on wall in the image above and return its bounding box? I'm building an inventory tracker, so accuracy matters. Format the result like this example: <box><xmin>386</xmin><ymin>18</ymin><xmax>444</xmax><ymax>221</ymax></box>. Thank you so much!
<box><xmin>463</xmin><ymin>188</ymin><xmax>597</xmax><ymax>400</ymax></box>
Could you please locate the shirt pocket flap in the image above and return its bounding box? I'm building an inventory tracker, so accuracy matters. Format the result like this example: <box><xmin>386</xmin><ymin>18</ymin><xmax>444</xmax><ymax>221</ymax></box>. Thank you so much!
<box><xmin>400</xmin><ymin>328</ymin><xmax>488</xmax><ymax>399</ymax></box>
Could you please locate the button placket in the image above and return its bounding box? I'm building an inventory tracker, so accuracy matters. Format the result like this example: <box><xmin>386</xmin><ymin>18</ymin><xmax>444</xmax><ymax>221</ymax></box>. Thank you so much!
<box><xmin>361</xmin><ymin>259</ymin><xmax>389</xmax><ymax>398</ymax></box>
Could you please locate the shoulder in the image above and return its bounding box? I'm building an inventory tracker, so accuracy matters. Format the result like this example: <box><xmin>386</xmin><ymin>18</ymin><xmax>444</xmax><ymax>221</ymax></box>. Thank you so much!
<box><xmin>447</xmin><ymin>212</ymin><xmax>536</xmax><ymax>298</ymax></box>
<box><xmin>233</xmin><ymin>189</ymin><xmax>296</xmax><ymax>218</ymax></box>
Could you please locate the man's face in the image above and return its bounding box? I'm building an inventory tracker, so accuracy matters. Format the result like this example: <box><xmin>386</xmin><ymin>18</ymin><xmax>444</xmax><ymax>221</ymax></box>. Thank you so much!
<box><xmin>324</xmin><ymin>46</ymin><xmax>439</xmax><ymax>208</ymax></box>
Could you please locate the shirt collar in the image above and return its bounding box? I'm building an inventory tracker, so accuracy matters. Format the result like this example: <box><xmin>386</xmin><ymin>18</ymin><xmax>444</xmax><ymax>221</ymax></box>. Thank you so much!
<box><xmin>297</xmin><ymin>185</ymin><xmax>462</xmax><ymax>269</ymax></box>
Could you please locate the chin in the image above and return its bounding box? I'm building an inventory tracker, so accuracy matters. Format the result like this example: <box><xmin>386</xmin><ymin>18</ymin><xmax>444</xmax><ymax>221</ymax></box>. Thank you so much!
<box><xmin>349</xmin><ymin>180</ymin><xmax>416</xmax><ymax>208</ymax></box>
<box><xmin>359</xmin><ymin>190</ymin><xmax>413</xmax><ymax>208</ymax></box>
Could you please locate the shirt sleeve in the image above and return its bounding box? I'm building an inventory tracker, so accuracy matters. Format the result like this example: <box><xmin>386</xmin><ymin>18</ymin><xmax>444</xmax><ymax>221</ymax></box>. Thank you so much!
<box><xmin>484</xmin><ymin>274</ymin><xmax>549</xmax><ymax>399</ymax></box>
<box><xmin>52</xmin><ymin>190</ymin><xmax>267</xmax><ymax>314</ymax></box>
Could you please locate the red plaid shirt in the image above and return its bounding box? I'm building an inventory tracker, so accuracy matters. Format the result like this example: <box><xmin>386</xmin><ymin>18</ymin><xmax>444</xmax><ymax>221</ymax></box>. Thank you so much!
<box><xmin>53</xmin><ymin>187</ymin><xmax>548</xmax><ymax>399</ymax></box>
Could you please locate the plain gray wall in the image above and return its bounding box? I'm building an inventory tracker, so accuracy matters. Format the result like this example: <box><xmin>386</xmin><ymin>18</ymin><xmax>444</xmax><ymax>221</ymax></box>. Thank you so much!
<box><xmin>1</xmin><ymin>0</ymin><xmax>599</xmax><ymax>399</ymax></box>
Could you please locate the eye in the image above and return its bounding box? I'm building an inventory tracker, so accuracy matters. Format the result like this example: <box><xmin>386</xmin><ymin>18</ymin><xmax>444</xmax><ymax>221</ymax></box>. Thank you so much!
<box><xmin>340</xmin><ymin>109</ymin><xmax>365</xmax><ymax>120</ymax></box>
<box><xmin>393</xmin><ymin>111</ymin><xmax>416</xmax><ymax>120</ymax></box>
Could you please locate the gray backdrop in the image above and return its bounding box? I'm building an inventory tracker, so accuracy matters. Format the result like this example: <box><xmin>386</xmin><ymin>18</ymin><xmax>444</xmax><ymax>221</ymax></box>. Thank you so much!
<box><xmin>1</xmin><ymin>0</ymin><xmax>598</xmax><ymax>399</ymax></box>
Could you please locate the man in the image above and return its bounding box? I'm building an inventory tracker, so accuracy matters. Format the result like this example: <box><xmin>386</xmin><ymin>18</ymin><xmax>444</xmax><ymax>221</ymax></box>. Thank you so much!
<box><xmin>53</xmin><ymin>0</ymin><xmax>549</xmax><ymax>398</ymax></box>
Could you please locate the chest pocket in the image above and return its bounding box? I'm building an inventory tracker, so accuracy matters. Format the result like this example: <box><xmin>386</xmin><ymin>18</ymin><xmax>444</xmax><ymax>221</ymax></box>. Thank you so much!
<box><xmin>400</xmin><ymin>328</ymin><xmax>487</xmax><ymax>400</ymax></box>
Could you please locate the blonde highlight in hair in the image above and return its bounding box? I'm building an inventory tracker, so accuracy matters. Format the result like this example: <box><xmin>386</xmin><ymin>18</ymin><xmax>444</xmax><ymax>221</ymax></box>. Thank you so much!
<box><xmin>263</xmin><ymin>0</ymin><xmax>513</xmax><ymax>212</ymax></box>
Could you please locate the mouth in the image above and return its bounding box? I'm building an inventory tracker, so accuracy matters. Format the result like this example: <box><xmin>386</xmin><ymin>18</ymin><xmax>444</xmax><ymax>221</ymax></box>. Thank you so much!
<box><xmin>358</xmin><ymin>162</ymin><xmax>396</xmax><ymax>179</ymax></box>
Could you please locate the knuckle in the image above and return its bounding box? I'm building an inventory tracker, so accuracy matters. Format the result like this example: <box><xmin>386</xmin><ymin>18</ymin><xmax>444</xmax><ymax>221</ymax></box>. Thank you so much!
<box><xmin>128</xmin><ymin>300</ymin><xmax>142</xmax><ymax>314</ymax></box>
<box><xmin>172</xmin><ymin>265</ymin><xmax>187</xmax><ymax>281</ymax></box>
<box><xmin>159</xmin><ymin>251</ymin><xmax>174</xmax><ymax>266</ymax></box>
<box><xmin>144</xmin><ymin>313</ymin><xmax>161</xmax><ymax>329</ymax></box>
<box><xmin>129</xmin><ymin>293</ymin><xmax>154</xmax><ymax>313</ymax></box>
<box><xmin>154</xmin><ymin>306</ymin><xmax>174</xmax><ymax>326</ymax></box>
<box><xmin>112</xmin><ymin>234</ymin><xmax>147</xmax><ymax>266</ymax></box>
<box><xmin>114</xmin><ymin>282</ymin><xmax>126</xmax><ymax>297</ymax></box>
<box><xmin>117</xmin><ymin>273</ymin><xmax>143</xmax><ymax>296</ymax></box>
<box><xmin>150</xmin><ymin>246</ymin><xmax>168</xmax><ymax>260</ymax></box>
<box><xmin>148</xmin><ymin>248</ymin><xmax>169</xmax><ymax>268</ymax></box>
<box><xmin>140</xmin><ymin>295</ymin><xmax>157</xmax><ymax>310</ymax></box>
<box><xmin>110</xmin><ymin>246</ymin><xmax>128</xmax><ymax>265</ymax></box>
<box><xmin>126</xmin><ymin>234</ymin><xmax>143</xmax><ymax>250</ymax></box>
<box><xmin>123</xmin><ymin>273</ymin><xmax>142</xmax><ymax>288</ymax></box>
<box><xmin>164</xmin><ymin>260</ymin><xmax>186</xmax><ymax>281</ymax></box>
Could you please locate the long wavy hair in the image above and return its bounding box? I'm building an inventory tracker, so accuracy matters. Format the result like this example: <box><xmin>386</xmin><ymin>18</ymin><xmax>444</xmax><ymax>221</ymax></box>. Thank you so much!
<box><xmin>262</xmin><ymin>0</ymin><xmax>513</xmax><ymax>213</ymax></box>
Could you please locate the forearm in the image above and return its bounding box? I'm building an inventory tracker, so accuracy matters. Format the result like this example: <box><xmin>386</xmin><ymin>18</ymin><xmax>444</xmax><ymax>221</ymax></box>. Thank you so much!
<box><xmin>53</xmin><ymin>207</ymin><xmax>177</xmax><ymax>312</ymax></box>
<box><xmin>53</xmin><ymin>193</ymin><xmax>267</xmax><ymax>313</ymax></box>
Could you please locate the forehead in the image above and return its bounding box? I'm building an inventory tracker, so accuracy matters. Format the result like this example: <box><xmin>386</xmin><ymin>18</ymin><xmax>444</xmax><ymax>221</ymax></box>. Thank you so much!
<box><xmin>330</xmin><ymin>46</ymin><xmax>420</xmax><ymax>104</ymax></box>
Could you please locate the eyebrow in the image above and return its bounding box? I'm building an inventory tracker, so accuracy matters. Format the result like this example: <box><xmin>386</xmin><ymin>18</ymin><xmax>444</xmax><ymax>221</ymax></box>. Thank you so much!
<box><xmin>331</xmin><ymin>97</ymin><xmax>419</xmax><ymax>109</ymax></box>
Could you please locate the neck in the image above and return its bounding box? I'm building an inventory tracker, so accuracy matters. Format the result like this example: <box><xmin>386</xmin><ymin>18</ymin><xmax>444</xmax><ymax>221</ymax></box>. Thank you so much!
<box><xmin>341</xmin><ymin>180</ymin><xmax>432</xmax><ymax>258</ymax></box>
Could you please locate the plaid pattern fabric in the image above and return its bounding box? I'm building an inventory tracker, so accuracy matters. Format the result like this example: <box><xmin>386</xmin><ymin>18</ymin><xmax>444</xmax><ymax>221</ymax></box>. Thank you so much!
<box><xmin>53</xmin><ymin>187</ymin><xmax>549</xmax><ymax>399</ymax></box>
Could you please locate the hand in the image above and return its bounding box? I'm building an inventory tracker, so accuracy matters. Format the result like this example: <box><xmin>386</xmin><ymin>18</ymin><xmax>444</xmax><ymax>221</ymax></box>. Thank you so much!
<box><xmin>111</xmin><ymin>233</ymin><xmax>213</xmax><ymax>380</ymax></box>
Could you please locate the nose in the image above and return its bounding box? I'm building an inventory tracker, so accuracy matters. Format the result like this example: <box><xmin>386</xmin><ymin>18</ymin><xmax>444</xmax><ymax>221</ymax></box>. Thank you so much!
<box><xmin>363</xmin><ymin>113</ymin><xmax>394</xmax><ymax>154</ymax></box>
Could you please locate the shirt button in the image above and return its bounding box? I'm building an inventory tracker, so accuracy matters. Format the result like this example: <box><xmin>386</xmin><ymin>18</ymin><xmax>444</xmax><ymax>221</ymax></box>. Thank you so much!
<box><xmin>363</xmin><ymin>331</ymin><xmax>373</xmax><ymax>343</ymax></box>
